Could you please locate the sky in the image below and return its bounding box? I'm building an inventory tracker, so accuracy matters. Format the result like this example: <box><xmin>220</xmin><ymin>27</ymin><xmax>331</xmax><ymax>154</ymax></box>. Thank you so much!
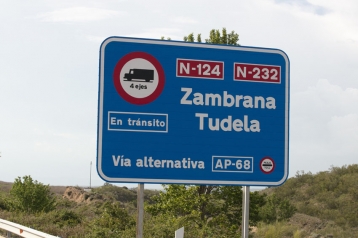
<box><xmin>0</xmin><ymin>0</ymin><xmax>357</xmax><ymax>190</ymax></box>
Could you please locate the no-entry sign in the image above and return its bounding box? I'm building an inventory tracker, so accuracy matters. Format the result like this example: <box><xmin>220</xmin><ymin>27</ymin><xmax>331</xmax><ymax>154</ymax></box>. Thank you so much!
<box><xmin>97</xmin><ymin>37</ymin><xmax>290</xmax><ymax>186</ymax></box>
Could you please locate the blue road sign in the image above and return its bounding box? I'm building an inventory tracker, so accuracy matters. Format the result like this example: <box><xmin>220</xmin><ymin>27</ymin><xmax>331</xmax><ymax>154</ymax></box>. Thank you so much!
<box><xmin>97</xmin><ymin>37</ymin><xmax>290</xmax><ymax>186</ymax></box>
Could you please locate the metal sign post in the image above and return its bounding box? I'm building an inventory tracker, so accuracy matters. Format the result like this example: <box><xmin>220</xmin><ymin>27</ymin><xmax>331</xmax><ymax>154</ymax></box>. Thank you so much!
<box><xmin>90</xmin><ymin>161</ymin><xmax>92</xmax><ymax>189</ymax></box>
<box><xmin>241</xmin><ymin>186</ymin><xmax>250</xmax><ymax>238</ymax></box>
<box><xmin>136</xmin><ymin>183</ymin><xmax>144</xmax><ymax>238</ymax></box>
<box><xmin>175</xmin><ymin>227</ymin><xmax>184</xmax><ymax>238</ymax></box>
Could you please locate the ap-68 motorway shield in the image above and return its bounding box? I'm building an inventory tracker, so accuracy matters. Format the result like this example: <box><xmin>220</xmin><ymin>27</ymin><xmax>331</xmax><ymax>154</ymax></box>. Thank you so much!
<box><xmin>97</xmin><ymin>37</ymin><xmax>290</xmax><ymax>186</ymax></box>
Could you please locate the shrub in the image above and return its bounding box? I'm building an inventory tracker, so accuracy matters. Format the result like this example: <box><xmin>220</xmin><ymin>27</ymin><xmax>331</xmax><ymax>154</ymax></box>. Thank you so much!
<box><xmin>86</xmin><ymin>202</ymin><xmax>135</xmax><ymax>237</ymax></box>
<box><xmin>9</xmin><ymin>175</ymin><xmax>55</xmax><ymax>213</ymax></box>
<box><xmin>259</xmin><ymin>193</ymin><xmax>296</xmax><ymax>223</ymax></box>
<box><xmin>254</xmin><ymin>222</ymin><xmax>307</xmax><ymax>238</ymax></box>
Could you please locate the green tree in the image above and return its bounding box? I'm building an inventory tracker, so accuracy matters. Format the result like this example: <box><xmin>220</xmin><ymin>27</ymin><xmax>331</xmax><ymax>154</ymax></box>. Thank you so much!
<box><xmin>150</xmin><ymin>29</ymin><xmax>269</xmax><ymax>236</ymax></box>
<box><xmin>160</xmin><ymin>36</ymin><xmax>171</xmax><ymax>40</ymax></box>
<box><xmin>146</xmin><ymin>185</ymin><xmax>266</xmax><ymax>232</ymax></box>
<box><xmin>146</xmin><ymin>185</ymin><xmax>240</xmax><ymax>237</ymax></box>
<box><xmin>259</xmin><ymin>193</ymin><xmax>296</xmax><ymax>223</ymax></box>
<box><xmin>9</xmin><ymin>175</ymin><xmax>56</xmax><ymax>213</ymax></box>
<box><xmin>0</xmin><ymin>193</ymin><xmax>10</xmax><ymax>210</ymax></box>
<box><xmin>146</xmin><ymin>184</ymin><xmax>218</xmax><ymax>221</ymax></box>
<box><xmin>183</xmin><ymin>27</ymin><xmax>239</xmax><ymax>45</ymax></box>
<box><xmin>88</xmin><ymin>202</ymin><xmax>135</xmax><ymax>237</ymax></box>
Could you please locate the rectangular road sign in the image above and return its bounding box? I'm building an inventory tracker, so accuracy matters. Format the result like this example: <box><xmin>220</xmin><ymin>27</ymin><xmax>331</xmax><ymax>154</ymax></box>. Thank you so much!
<box><xmin>97</xmin><ymin>37</ymin><xmax>290</xmax><ymax>186</ymax></box>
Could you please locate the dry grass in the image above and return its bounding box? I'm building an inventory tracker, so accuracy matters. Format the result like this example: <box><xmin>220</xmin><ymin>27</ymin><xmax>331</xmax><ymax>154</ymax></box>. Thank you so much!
<box><xmin>0</xmin><ymin>181</ymin><xmax>12</xmax><ymax>193</ymax></box>
<box><xmin>50</xmin><ymin>186</ymin><xmax>68</xmax><ymax>196</ymax></box>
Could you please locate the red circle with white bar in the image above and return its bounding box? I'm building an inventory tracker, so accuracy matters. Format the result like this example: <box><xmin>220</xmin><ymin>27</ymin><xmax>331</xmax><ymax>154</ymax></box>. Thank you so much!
<box><xmin>113</xmin><ymin>52</ymin><xmax>165</xmax><ymax>105</ymax></box>
<box><xmin>260</xmin><ymin>157</ymin><xmax>275</xmax><ymax>174</ymax></box>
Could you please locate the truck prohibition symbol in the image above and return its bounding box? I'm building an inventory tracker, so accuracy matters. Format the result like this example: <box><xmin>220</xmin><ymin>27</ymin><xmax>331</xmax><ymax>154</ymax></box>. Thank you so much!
<box><xmin>124</xmin><ymin>69</ymin><xmax>154</xmax><ymax>82</ymax></box>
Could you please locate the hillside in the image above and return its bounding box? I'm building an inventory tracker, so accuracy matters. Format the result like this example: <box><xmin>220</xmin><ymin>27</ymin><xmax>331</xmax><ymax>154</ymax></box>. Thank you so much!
<box><xmin>264</xmin><ymin>164</ymin><xmax>358</xmax><ymax>226</ymax></box>
<box><xmin>0</xmin><ymin>164</ymin><xmax>357</xmax><ymax>237</ymax></box>
<box><xmin>0</xmin><ymin>181</ymin><xmax>12</xmax><ymax>193</ymax></box>
<box><xmin>260</xmin><ymin>164</ymin><xmax>358</xmax><ymax>237</ymax></box>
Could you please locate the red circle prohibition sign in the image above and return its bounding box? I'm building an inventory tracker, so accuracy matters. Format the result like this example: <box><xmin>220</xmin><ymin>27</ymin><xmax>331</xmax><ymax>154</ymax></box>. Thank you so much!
<box><xmin>113</xmin><ymin>52</ymin><xmax>165</xmax><ymax>105</ymax></box>
<box><xmin>260</xmin><ymin>157</ymin><xmax>275</xmax><ymax>174</ymax></box>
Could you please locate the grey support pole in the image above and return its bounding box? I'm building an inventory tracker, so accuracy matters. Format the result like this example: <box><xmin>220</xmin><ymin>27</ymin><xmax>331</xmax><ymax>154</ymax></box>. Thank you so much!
<box><xmin>241</xmin><ymin>186</ymin><xmax>250</xmax><ymax>238</ymax></box>
<box><xmin>90</xmin><ymin>161</ymin><xmax>92</xmax><ymax>189</ymax></box>
<box><xmin>136</xmin><ymin>183</ymin><xmax>144</xmax><ymax>238</ymax></box>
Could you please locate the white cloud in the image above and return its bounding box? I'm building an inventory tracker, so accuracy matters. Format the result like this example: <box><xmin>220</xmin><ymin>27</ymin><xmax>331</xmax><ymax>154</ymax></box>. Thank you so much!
<box><xmin>273</xmin><ymin>0</ymin><xmax>330</xmax><ymax>15</ymax></box>
<box><xmin>53</xmin><ymin>133</ymin><xmax>78</xmax><ymax>139</ymax></box>
<box><xmin>130</xmin><ymin>28</ymin><xmax>182</xmax><ymax>40</ymax></box>
<box><xmin>86</xmin><ymin>35</ymin><xmax>107</xmax><ymax>43</ymax></box>
<box><xmin>327</xmin><ymin>114</ymin><xmax>358</xmax><ymax>153</ymax></box>
<box><xmin>293</xmin><ymin>79</ymin><xmax>358</xmax><ymax>117</ymax></box>
<box><xmin>38</xmin><ymin>7</ymin><xmax>123</xmax><ymax>22</ymax></box>
<box><xmin>290</xmin><ymin>79</ymin><xmax>358</xmax><ymax>174</ymax></box>
<box><xmin>268</xmin><ymin>0</ymin><xmax>358</xmax><ymax>47</ymax></box>
<box><xmin>171</xmin><ymin>17</ymin><xmax>198</xmax><ymax>24</ymax></box>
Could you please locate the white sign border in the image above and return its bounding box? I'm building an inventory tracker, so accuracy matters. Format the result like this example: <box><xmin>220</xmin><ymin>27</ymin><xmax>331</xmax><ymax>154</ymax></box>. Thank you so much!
<box><xmin>97</xmin><ymin>37</ymin><xmax>290</xmax><ymax>186</ymax></box>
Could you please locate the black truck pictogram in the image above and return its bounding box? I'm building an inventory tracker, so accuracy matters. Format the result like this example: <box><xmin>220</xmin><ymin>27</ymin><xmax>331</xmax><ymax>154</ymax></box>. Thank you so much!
<box><xmin>124</xmin><ymin>69</ymin><xmax>154</xmax><ymax>82</ymax></box>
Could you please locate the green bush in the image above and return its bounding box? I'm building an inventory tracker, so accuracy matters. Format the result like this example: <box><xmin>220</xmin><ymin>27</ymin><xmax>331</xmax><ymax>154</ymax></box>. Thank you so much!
<box><xmin>9</xmin><ymin>175</ymin><xmax>56</xmax><ymax>213</ymax></box>
<box><xmin>254</xmin><ymin>222</ymin><xmax>307</xmax><ymax>238</ymax></box>
<box><xmin>259</xmin><ymin>193</ymin><xmax>296</xmax><ymax>223</ymax></box>
<box><xmin>0</xmin><ymin>193</ymin><xmax>10</xmax><ymax>210</ymax></box>
<box><xmin>53</xmin><ymin>209</ymin><xmax>82</xmax><ymax>228</ymax></box>
<box><xmin>86</xmin><ymin>201</ymin><xmax>135</xmax><ymax>237</ymax></box>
